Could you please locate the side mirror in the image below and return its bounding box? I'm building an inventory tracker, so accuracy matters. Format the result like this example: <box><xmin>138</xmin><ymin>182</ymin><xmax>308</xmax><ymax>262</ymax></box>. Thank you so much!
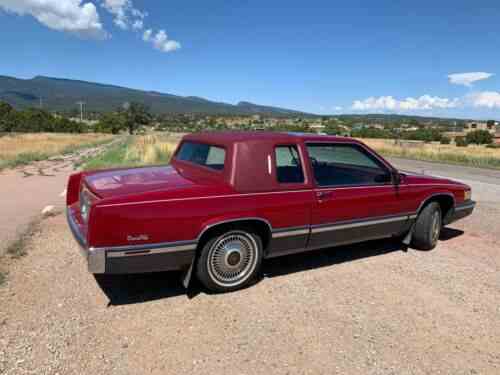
<box><xmin>392</xmin><ymin>171</ymin><xmax>403</xmax><ymax>185</ymax></box>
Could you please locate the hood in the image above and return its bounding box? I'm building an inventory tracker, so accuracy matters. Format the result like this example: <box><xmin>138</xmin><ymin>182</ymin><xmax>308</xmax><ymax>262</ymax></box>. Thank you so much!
<box><xmin>83</xmin><ymin>165</ymin><xmax>195</xmax><ymax>199</ymax></box>
<box><xmin>401</xmin><ymin>170</ymin><xmax>466</xmax><ymax>187</ymax></box>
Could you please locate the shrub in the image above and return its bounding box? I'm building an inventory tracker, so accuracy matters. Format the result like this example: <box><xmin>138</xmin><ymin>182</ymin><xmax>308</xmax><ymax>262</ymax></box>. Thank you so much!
<box><xmin>440</xmin><ymin>136</ymin><xmax>451</xmax><ymax>145</ymax></box>
<box><xmin>455</xmin><ymin>136</ymin><xmax>468</xmax><ymax>147</ymax></box>
<box><xmin>466</xmin><ymin>130</ymin><xmax>493</xmax><ymax>145</ymax></box>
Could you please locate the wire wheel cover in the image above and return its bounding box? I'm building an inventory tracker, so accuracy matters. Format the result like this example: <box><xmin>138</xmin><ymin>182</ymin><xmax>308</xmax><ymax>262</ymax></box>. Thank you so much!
<box><xmin>207</xmin><ymin>232</ymin><xmax>258</xmax><ymax>286</ymax></box>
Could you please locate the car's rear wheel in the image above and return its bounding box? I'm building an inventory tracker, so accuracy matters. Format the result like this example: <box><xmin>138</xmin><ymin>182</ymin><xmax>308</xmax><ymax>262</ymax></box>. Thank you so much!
<box><xmin>196</xmin><ymin>229</ymin><xmax>263</xmax><ymax>292</ymax></box>
<box><xmin>411</xmin><ymin>202</ymin><xmax>442</xmax><ymax>250</ymax></box>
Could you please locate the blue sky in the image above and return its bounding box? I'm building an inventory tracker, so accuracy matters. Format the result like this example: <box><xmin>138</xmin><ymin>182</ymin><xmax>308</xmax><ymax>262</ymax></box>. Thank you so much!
<box><xmin>1</xmin><ymin>0</ymin><xmax>500</xmax><ymax>119</ymax></box>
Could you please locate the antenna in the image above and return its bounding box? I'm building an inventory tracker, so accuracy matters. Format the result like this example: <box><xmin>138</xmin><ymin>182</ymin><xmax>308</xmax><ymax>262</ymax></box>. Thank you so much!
<box><xmin>76</xmin><ymin>101</ymin><xmax>86</xmax><ymax>122</ymax></box>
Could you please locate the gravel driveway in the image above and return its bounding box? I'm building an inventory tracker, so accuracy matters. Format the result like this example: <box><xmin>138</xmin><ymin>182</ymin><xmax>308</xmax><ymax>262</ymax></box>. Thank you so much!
<box><xmin>1</xmin><ymin>159</ymin><xmax>499</xmax><ymax>375</ymax></box>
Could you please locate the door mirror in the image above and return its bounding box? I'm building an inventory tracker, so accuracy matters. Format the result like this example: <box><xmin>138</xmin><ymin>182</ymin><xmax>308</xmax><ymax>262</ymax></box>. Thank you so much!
<box><xmin>392</xmin><ymin>171</ymin><xmax>403</xmax><ymax>185</ymax></box>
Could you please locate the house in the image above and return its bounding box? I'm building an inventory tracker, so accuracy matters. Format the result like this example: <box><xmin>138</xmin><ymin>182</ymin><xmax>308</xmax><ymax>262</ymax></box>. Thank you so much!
<box><xmin>464</xmin><ymin>121</ymin><xmax>496</xmax><ymax>134</ymax></box>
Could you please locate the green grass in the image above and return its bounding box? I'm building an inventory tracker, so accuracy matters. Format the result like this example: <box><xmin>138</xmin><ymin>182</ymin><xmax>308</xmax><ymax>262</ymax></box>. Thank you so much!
<box><xmin>0</xmin><ymin>271</ymin><xmax>6</xmax><ymax>286</ymax></box>
<box><xmin>80</xmin><ymin>137</ymin><xmax>137</xmax><ymax>170</ymax></box>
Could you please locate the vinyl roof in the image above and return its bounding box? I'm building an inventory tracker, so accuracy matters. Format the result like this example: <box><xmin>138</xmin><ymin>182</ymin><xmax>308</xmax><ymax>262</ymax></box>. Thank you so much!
<box><xmin>184</xmin><ymin>131</ymin><xmax>357</xmax><ymax>145</ymax></box>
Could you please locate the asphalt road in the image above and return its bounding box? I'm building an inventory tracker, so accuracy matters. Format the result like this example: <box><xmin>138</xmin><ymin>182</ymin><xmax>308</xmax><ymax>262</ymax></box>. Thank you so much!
<box><xmin>1</xmin><ymin>158</ymin><xmax>499</xmax><ymax>375</ymax></box>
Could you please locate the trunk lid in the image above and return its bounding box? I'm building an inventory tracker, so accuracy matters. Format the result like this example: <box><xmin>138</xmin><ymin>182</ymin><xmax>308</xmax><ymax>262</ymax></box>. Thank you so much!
<box><xmin>83</xmin><ymin>165</ymin><xmax>196</xmax><ymax>199</ymax></box>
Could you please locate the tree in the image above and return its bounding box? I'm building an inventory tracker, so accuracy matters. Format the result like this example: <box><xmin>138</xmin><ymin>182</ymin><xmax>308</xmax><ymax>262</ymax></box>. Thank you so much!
<box><xmin>0</xmin><ymin>101</ymin><xmax>13</xmax><ymax>118</ymax></box>
<box><xmin>465</xmin><ymin>130</ymin><xmax>493</xmax><ymax>145</ymax></box>
<box><xmin>122</xmin><ymin>102</ymin><xmax>151</xmax><ymax>135</ymax></box>
<box><xmin>96</xmin><ymin>112</ymin><xmax>126</xmax><ymax>134</ymax></box>
<box><xmin>455</xmin><ymin>136</ymin><xmax>468</xmax><ymax>147</ymax></box>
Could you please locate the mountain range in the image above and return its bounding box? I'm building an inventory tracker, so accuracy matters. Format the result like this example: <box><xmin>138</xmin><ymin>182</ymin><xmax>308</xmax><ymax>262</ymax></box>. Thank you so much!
<box><xmin>0</xmin><ymin>75</ymin><xmax>309</xmax><ymax>116</ymax></box>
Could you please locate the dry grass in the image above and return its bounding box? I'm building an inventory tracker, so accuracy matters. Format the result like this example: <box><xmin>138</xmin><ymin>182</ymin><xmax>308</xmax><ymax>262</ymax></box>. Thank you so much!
<box><xmin>83</xmin><ymin>133</ymin><xmax>182</xmax><ymax>170</ymax></box>
<box><xmin>125</xmin><ymin>133</ymin><xmax>180</xmax><ymax>165</ymax></box>
<box><xmin>360</xmin><ymin>138</ymin><xmax>500</xmax><ymax>169</ymax></box>
<box><xmin>0</xmin><ymin>133</ymin><xmax>115</xmax><ymax>169</ymax></box>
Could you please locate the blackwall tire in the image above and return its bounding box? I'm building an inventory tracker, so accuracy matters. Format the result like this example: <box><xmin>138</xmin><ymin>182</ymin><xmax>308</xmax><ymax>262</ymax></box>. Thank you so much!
<box><xmin>196</xmin><ymin>229</ymin><xmax>263</xmax><ymax>293</ymax></box>
<box><xmin>411</xmin><ymin>202</ymin><xmax>442</xmax><ymax>251</ymax></box>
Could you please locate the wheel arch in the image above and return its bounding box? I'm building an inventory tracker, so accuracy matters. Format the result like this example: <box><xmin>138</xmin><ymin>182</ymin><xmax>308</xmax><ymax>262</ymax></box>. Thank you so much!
<box><xmin>416</xmin><ymin>193</ymin><xmax>455</xmax><ymax>222</ymax></box>
<box><xmin>196</xmin><ymin>217</ymin><xmax>273</xmax><ymax>253</ymax></box>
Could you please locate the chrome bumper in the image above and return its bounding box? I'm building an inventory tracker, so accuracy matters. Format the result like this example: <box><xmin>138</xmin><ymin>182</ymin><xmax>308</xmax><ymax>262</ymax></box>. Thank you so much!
<box><xmin>66</xmin><ymin>209</ymin><xmax>106</xmax><ymax>274</ymax></box>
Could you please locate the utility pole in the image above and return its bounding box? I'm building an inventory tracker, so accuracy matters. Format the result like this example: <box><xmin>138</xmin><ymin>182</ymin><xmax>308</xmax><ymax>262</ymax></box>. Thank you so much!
<box><xmin>76</xmin><ymin>101</ymin><xmax>85</xmax><ymax>122</ymax></box>
<box><xmin>39</xmin><ymin>97</ymin><xmax>43</xmax><ymax>109</ymax></box>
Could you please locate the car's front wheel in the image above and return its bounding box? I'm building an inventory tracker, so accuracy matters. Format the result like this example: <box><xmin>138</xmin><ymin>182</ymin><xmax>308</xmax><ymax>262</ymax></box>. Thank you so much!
<box><xmin>411</xmin><ymin>202</ymin><xmax>442</xmax><ymax>250</ymax></box>
<box><xmin>196</xmin><ymin>229</ymin><xmax>263</xmax><ymax>293</ymax></box>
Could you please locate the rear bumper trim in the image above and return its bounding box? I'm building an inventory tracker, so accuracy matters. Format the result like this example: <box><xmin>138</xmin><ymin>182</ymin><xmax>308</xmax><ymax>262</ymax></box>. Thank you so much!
<box><xmin>67</xmin><ymin>209</ymin><xmax>106</xmax><ymax>274</ymax></box>
<box><xmin>67</xmin><ymin>208</ymin><xmax>197</xmax><ymax>274</ymax></box>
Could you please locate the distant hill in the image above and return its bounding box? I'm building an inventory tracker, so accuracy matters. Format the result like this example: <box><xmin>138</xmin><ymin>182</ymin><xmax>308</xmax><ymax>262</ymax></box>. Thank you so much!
<box><xmin>0</xmin><ymin>75</ymin><xmax>310</xmax><ymax>116</ymax></box>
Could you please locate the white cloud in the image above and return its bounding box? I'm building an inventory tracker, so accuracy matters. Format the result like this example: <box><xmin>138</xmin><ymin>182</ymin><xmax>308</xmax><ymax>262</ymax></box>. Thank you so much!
<box><xmin>333</xmin><ymin>106</ymin><xmax>343</xmax><ymax>111</ymax></box>
<box><xmin>467</xmin><ymin>91</ymin><xmax>500</xmax><ymax>108</ymax></box>
<box><xmin>145</xmin><ymin>29</ymin><xmax>181</xmax><ymax>53</ymax></box>
<box><xmin>101</xmin><ymin>0</ymin><xmax>144</xmax><ymax>30</ymax></box>
<box><xmin>143</xmin><ymin>29</ymin><xmax>152</xmax><ymax>41</ymax></box>
<box><xmin>352</xmin><ymin>95</ymin><xmax>459</xmax><ymax>111</ymax></box>
<box><xmin>448</xmin><ymin>72</ymin><xmax>494</xmax><ymax>87</ymax></box>
<box><xmin>0</xmin><ymin>0</ymin><xmax>106</xmax><ymax>38</ymax></box>
<box><xmin>132</xmin><ymin>19</ymin><xmax>143</xmax><ymax>30</ymax></box>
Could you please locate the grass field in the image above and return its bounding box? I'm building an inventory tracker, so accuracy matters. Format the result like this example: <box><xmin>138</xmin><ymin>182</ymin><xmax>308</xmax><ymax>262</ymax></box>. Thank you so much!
<box><xmin>0</xmin><ymin>133</ymin><xmax>115</xmax><ymax>170</ymax></box>
<box><xmin>360</xmin><ymin>138</ymin><xmax>500</xmax><ymax>169</ymax></box>
<box><xmin>82</xmin><ymin>133</ymin><xmax>181</xmax><ymax>170</ymax></box>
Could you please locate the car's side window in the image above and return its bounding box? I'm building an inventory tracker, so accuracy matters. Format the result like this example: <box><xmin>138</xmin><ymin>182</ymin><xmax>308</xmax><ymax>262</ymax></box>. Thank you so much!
<box><xmin>275</xmin><ymin>145</ymin><xmax>305</xmax><ymax>184</ymax></box>
<box><xmin>177</xmin><ymin>141</ymin><xmax>226</xmax><ymax>170</ymax></box>
<box><xmin>306</xmin><ymin>143</ymin><xmax>391</xmax><ymax>187</ymax></box>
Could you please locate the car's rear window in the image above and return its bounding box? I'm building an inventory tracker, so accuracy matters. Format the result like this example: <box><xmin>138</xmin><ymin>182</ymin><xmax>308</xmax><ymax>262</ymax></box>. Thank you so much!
<box><xmin>176</xmin><ymin>141</ymin><xmax>226</xmax><ymax>170</ymax></box>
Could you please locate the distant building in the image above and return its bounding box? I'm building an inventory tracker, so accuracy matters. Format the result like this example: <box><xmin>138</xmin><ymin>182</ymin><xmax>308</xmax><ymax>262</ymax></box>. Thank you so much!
<box><xmin>464</xmin><ymin>121</ymin><xmax>496</xmax><ymax>134</ymax></box>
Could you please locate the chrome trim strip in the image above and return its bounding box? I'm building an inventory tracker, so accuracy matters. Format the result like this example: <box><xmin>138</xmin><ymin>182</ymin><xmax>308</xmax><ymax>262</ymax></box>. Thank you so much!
<box><xmin>409</xmin><ymin>214</ymin><xmax>418</xmax><ymax>219</ymax></box>
<box><xmin>99</xmin><ymin>239</ymin><xmax>198</xmax><ymax>253</ymax></box>
<box><xmin>107</xmin><ymin>244</ymin><xmax>197</xmax><ymax>258</ymax></box>
<box><xmin>311</xmin><ymin>215</ymin><xmax>410</xmax><ymax>234</ymax></box>
<box><xmin>455</xmin><ymin>202</ymin><xmax>476</xmax><ymax>211</ymax></box>
<box><xmin>272</xmin><ymin>228</ymin><xmax>310</xmax><ymax>239</ymax></box>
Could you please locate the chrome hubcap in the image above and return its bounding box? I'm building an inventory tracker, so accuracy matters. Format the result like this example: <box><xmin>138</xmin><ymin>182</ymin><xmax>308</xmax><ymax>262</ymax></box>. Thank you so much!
<box><xmin>431</xmin><ymin>211</ymin><xmax>441</xmax><ymax>243</ymax></box>
<box><xmin>207</xmin><ymin>232</ymin><xmax>258</xmax><ymax>287</ymax></box>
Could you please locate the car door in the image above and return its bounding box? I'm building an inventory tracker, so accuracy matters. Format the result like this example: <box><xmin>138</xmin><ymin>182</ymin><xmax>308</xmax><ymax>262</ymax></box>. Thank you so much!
<box><xmin>305</xmin><ymin>142</ymin><xmax>412</xmax><ymax>249</ymax></box>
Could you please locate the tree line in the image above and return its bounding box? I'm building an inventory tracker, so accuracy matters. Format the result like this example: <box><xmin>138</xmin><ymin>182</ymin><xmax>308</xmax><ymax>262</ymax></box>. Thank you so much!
<box><xmin>0</xmin><ymin>101</ymin><xmax>152</xmax><ymax>134</ymax></box>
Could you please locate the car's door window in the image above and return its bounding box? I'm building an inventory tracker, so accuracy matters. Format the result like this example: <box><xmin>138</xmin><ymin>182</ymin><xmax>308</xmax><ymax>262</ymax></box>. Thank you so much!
<box><xmin>275</xmin><ymin>145</ymin><xmax>305</xmax><ymax>183</ymax></box>
<box><xmin>306</xmin><ymin>143</ymin><xmax>391</xmax><ymax>187</ymax></box>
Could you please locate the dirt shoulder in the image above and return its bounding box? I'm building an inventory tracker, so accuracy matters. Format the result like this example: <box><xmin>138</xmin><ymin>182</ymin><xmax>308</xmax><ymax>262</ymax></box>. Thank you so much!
<box><xmin>0</xmin><ymin>139</ymin><xmax>121</xmax><ymax>258</ymax></box>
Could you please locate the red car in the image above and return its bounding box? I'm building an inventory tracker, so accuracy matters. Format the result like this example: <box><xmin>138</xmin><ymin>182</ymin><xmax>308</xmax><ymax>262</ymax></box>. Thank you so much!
<box><xmin>67</xmin><ymin>132</ymin><xmax>475</xmax><ymax>292</ymax></box>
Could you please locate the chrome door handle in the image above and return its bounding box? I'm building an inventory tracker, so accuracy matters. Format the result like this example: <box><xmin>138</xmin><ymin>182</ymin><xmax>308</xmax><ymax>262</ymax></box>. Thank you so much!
<box><xmin>316</xmin><ymin>191</ymin><xmax>333</xmax><ymax>200</ymax></box>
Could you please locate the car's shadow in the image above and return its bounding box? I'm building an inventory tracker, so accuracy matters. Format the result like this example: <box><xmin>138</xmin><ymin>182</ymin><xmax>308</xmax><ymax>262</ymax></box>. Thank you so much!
<box><xmin>95</xmin><ymin>228</ymin><xmax>464</xmax><ymax>306</ymax></box>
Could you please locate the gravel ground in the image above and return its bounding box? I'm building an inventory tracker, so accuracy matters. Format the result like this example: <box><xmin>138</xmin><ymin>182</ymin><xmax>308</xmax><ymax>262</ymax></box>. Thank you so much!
<box><xmin>1</xmin><ymin>159</ymin><xmax>499</xmax><ymax>375</ymax></box>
